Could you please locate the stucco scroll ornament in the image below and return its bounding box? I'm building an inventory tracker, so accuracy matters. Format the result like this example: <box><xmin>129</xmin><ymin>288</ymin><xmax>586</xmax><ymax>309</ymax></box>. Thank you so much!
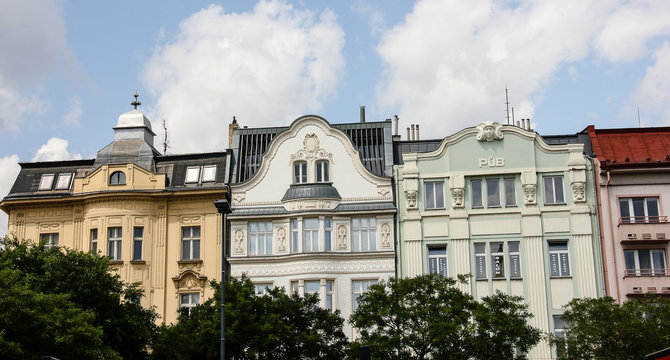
<box><xmin>572</xmin><ymin>182</ymin><xmax>586</xmax><ymax>203</ymax></box>
<box><xmin>451</xmin><ymin>188</ymin><xmax>464</xmax><ymax>208</ymax></box>
<box><xmin>522</xmin><ymin>184</ymin><xmax>536</xmax><ymax>205</ymax></box>
<box><xmin>337</xmin><ymin>224</ymin><xmax>348</xmax><ymax>250</ymax></box>
<box><xmin>380</xmin><ymin>223</ymin><xmax>392</xmax><ymax>248</ymax></box>
<box><xmin>475</xmin><ymin>121</ymin><xmax>504</xmax><ymax>142</ymax></box>
<box><xmin>234</xmin><ymin>229</ymin><xmax>245</xmax><ymax>254</ymax></box>
<box><xmin>405</xmin><ymin>190</ymin><xmax>418</xmax><ymax>210</ymax></box>
<box><xmin>290</xmin><ymin>133</ymin><xmax>334</xmax><ymax>163</ymax></box>
<box><xmin>233</xmin><ymin>193</ymin><xmax>245</xmax><ymax>205</ymax></box>
<box><xmin>277</xmin><ymin>226</ymin><xmax>287</xmax><ymax>252</ymax></box>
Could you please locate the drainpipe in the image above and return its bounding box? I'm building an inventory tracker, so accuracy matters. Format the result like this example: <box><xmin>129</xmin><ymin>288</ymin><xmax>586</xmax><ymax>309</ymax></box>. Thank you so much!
<box><xmin>593</xmin><ymin>157</ymin><xmax>610</xmax><ymax>297</ymax></box>
<box><xmin>605</xmin><ymin>169</ymin><xmax>622</xmax><ymax>302</ymax></box>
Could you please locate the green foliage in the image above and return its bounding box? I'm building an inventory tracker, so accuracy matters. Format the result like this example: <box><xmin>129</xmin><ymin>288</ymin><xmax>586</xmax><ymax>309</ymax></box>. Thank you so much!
<box><xmin>350</xmin><ymin>274</ymin><xmax>540</xmax><ymax>360</ymax></box>
<box><xmin>0</xmin><ymin>236</ymin><xmax>158</xmax><ymax>360</ymax></box>
<box><xmin>549</xmin><ymin>296</ymin><xmax>670</xmax><ymax>360</ymax></box>
<box><xmin>151</xmin><ymin>276</ymin><xmax>348</xmax><ymax>360</ymax></box>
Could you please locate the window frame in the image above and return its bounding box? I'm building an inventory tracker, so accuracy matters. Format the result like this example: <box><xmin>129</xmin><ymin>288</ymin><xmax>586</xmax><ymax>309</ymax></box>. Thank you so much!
<box><xmin>254</xmin><ymin>283</ymin><xmax>274</xmax><ymax>296</ymax></box>
<box><xmin>624</xmin><ymin>249</ymin><xmax>667</xmax><ymax>276</ymax></box>
<box><xmin>90</xmin><ymin>229</ymin><xmax>98</xmax><ymax>253</ymax></box>
<box><xmin>509</xmin><ymin>241</ymin><xmax>522</xmax><ymax>278</ymax></box>
<box><xmin>470</xmin><ymin>176</ymin><xmax>517</xmax><ymax>209</ymax></box>
<box><xmin>316</xmin><ymin>160</ymin><xmax>329</xmax><ymax>182</ymax></box>
<box><xmin>474</xmin><ymin>243</ymin><xmax>487</xmax><ymax>279</ymax></box>
<box><xmin>352</xmin><ymin>279</ymin><xmax>377</xmax><ymax>311</ymax></box>
<box><xmin>185</xmin><ymin>166</ymin><xmax>201</xmax><ymax>184</ymax></box>
<box><xmin>181</xmin><ymin>226</ymin><xmax>201</xmax><ymax>260</ymax></box>
<box><xmin>302</xmin><ymin>218</ymin><xmax>319</xmax><ymax>252</ymax></box>
<box><xmin>132</xmin><ymin>227</ymin><xmax>143</xmax><ymax>261</ymax></box>
<box><xmin>293</xmin><ymin>161</ymin><xmax>307</xmax><ymax>184</ymax></box>
<box><xmin>201</xmin><ymin>165</ymin><xmax>217</xmax><ymax>182</ymax></box>
<box><xmin>427</xmin><ymin>246</ymin><xmax>448</xmax><ymax>276</ymax></box>
<box><xmin>248</xmin><ymin>221</ymin><xmax>273</xmax><ymax>256</ymax></box>
<box><xmin>619</xmin><ymin>197</ymin><xmax>661</xmax><ymax>223</ymax></box>
<box><xmin>490</xmin><ymin>242</ymin><xmax>505</xmax><ymax>279</ymax></box>
<box><xmin>424</xmin><ymin>181</ymin><xmax>445</xmax><ymax>210</ymax></box>
<box><xmin>109</xmin><ymin>171</ymin><xmax>126</xmax><ymax>185</ymax></box>
<box><xmin>39</xmin><ymin>174</ymin><xmax>55</xmax><ymax>190</ymax></box>
<box><xmin>543</xmin><ymin>175</ymin><xmax>565</xmax><ymax>205</ymax></box>
<box><xmin>55</xmin><ymin>173</ymin><xmax>73</xmax><ymax>190</ymax></box>
<box><xmin>179</xmin><ymin>292</ymin><xmax>200</xmax><ymax>316</ymax></box>
<box><xmin>351</xmin><ymin>217</ymin><xmax>377</xmax><ymax>252</ymax></box>
<box><xmin>41</xmin><ymin>233</ymin><xmax>59</xmax><ymax>249</ymax></box>
<box><xmin>548</xmin><ymin>241</ymin><xmax>571</xmax><ymax>277</ymax></box>
<box><xmin>108</xmin><ymin>227</ymin><xmax>122</xmax><ymax>261</ymax></box>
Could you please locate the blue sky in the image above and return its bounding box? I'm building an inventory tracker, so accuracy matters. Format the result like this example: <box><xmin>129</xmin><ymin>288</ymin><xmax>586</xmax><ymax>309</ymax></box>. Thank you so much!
<box><xmin>2</xmin><ymin>0</ymin><xmax>670</xmax><ymax>234</ymax></box>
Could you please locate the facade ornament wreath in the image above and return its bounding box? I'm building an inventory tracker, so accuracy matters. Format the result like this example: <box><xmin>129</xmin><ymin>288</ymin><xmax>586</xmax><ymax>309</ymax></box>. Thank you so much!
<box><xmin>475</xmin><ymin>121</ymin><xmax>504</xmax><ymax>142</ymax></box>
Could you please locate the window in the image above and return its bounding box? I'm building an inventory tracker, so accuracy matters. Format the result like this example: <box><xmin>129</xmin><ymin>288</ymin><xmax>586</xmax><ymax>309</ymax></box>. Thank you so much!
<box><xmin>202</xmin><ymin>165</ymin><xmax>217</xmax><ymax>182</ymax></box>
<box><xmin>179</xmin><ymin>293</ymin><xmax>199</xmax><ymax>316</ymax></box>
<box><xmin>425</xmin><ymin>181</ymin><xmax>445</xmax><ymax>209</ymax></box>
<box><xmin>491</xmin><ymin>242</ymin><xmax>505</xmax><ymax>279</ymax></box>
<box><xmin>316</xmin><ymin>161</ymin><xmax>329</xmax><ymax>182</ymax></box>
<box><xmin>90</xmin><ymin>229</ymin><xmax>98</xmax><ymax>253</ymax></box>
<box><xmin>108</xmin><ymin>227</ymin><xmax>122</xmax><ymax>260</ymax></box>
<box><xmin>475</xmin><ymin>243</ymin><xmax>487</xmax><ymax>279</ymax></box>
<box><xmin>619</xmin><ymin>197</ymin><xmax>660</xmax><ymax>223</ymax></box>
<box><xmin>509</xmin><ymin>241</ymin><xmax>522</xmax><ymax>278</ymax></box>
<box><xmin>543</xmin><ymin>176</ymin><xmax>565</xmax><ymax>204</ymax></box>
<box><xmin>39</xmin><ymin>174</ymin><xmax>55</xmax><ymax>190</ymax></box>
<box><xmin>133</xmin><ymin>227</ymin><xmax>143</xmax><ymax>261</ymax></box>
<box><xmin>292</xmin><ymin>219</ymin><xmax>299</xmax><ymax>252</ymax></box>
<box><xmin>553</xmin><ymin>315</ymin><xmax>567</xmax><ymax>340</ymax></box>
<box><xmin>352</xmin><ymin>218</ymin><xmax>376</xmax><ymax>251</ymax></box>
<box><xmin>181</xmin><ymin>226</ymin><xmax>200</xmax><ymax>260</ymax></box>
<box><xmin>471</xmin><ymin>177</ymin><xmax>516</xmax><ymax>208</ymax></box>
<box><xmin>548</xmin><ymin>241</ymin><xmax>570</xmax><ymax>277</ymax></box>
<box><xmin>625</xmin><ymin>249</ymin><xmax>667</xmax><ymax>276</ymax></box>
<box><xmin>293</xmin><ymin>161</ymin><xmax>307</xmax><ymax>183</ymax></box>
<box><xmin>55</xmin><ymin>173</ymin><xmax>72</xmax><ymax>190</ymax></box>
<box><xmin>353</xmin><ymin>280</ymin><xmax>377</xmax><ymax>311</ymax></box>
<box><xmin>303</xmin><ymin>218</ymin><xmax>319</xmax><ymax>252</ymax></box>
<box><xmin>324</xmin><ymin>218</ymin><xmax>332</xmax><ymax>251</ymax></box>
<box><xmin>41</xmin><ymin>233</ymin><xmax>59</xmax><ymax>249</ymax></box>
<box><xmin>294</xmin><ymin>280</ymin><xmax>335</xmax><ymax>310</ymax></box>
<box><xmin>254</xmin><ymin>283</ymin><xmax>273</xmax><ymax>296</ymax></box>
<box><xmin>325</xmin><ymin>280</ymin><xmax>334</xmax><ymax>310</ymax></box>
<box><xmin>428</xmin><ymin>246</ymin><xmax>448</xmax><ymax>276</ymax></box>
<box><xmin>185</xmin><ymin>167</ymin><xmax>200</xmax><ymax>183</ymax></box>
<box><xmin>248</xmin><ymin>221</ymin><xmax>272</xmax><ymax>256</ymax></box>
<box><xmin>109</xmin><ymin>171</ymin><xmax>126</xmax><ymax>185</ymax></box>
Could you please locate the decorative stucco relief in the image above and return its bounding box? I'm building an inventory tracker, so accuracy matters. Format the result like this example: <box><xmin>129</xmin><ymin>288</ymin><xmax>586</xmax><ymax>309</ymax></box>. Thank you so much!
<box><xmin>172</xmin><ymin>270</ymin><xmax>207</xmax><ymax>293</ymax></box>
<box><xmin>475</xmin><ymin>121</ymin><xmax>504</xmax><ymax>142</ymax></box>
<box><xmin>451</xmin><ymin>188</ymin><xmax>464</xmax><ymax>208</ymax></box>
<box><xmin>276</xmin><ymin>226</ymin><xmax>288</xmax><ymax>252</ymax></box>
<box><xmin>405</xmin><ymin>190</ymin><xmax>418</xmax><ymax>210</ymax></box>
<box><xmin>234</xmin><ymin>229</ymin><xmax>245</xmax><ymax>254</ymax></box>
<box><xmin>290</xmin><ymin>133</ymin><xmax>334</xmax><ymax>164</ymax></box>
<box><xmin>380</xmin><ymin>222</ymin><xmax>392</xmax><ymax>248</ymax></box>
<box><xmin>289</xmin><ymin>200</ymin><xmax>332</xmax><ymax>211</ymax></box>
<box><xmin>522</xmin><ymin>184</ymin><xmax>536</xmax><ymax>205</ymax></box>
<box><xmin>572</xmin><ymin>182</ymin><xmax>586</xmax><ymax>203</ymax></box>
<box><xmin>233</xmin><ymin>193</ymin><xmax>246</xmax><ymax>205</ymax></box>
<box><xmin>337</xmin><ymin>224</ymin><xmax>348</xmax><ymax>250</ymax></box>
<box><xmin>230</xmin><ymin>259</ymin><xmax>395</xmax><ymax>277</ymax></box>
<box><xmin>377</xmin><ymin>186</ymin><xmax>391</xmax><ymax>198</ymax></box>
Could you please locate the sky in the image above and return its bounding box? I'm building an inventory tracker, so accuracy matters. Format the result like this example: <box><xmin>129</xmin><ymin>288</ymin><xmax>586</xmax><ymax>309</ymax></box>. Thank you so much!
<box><xmin>2</xmin><ymin>0</ymin><xmax>670</xmax><ymax>235</ymax></box>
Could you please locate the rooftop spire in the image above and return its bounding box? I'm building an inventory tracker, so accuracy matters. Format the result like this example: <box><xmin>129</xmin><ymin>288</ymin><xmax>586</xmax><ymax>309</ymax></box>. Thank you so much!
<box><xmin>131</xmin><ymin>92</ymin><xmax>141</xmax><ymax>109</ymax></box>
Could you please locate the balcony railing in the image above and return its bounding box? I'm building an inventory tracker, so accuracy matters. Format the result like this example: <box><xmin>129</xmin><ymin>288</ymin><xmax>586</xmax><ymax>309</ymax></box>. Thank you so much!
<box><xmin>619</xmin><ymin>216</ymin><xmax>668</xmax><ymax>225</ymax></box>
<box><xmin>625</xmin><ymin>268</ymin><xmax>670</xmax><ymax>277</ymax></box>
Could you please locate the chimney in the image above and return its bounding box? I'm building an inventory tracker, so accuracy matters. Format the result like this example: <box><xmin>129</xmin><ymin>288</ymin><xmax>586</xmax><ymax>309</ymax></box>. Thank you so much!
<box><xmin>416</xmin><ymin>124</ymin><xmax>420</xmax><ymax>140</ymax></box>
<box><xmin>411</xmin><ymin>124</ymin><xmax>416</xmax><ymax>140</ymax></box>
<box><xmin>406</xmin><ymin>127</ymin><xmax>410</xmax><ymax>140</ymax></box>
<box><xmin>229</xmin><ymin>116</ymin><xmax>239</xmax><ymax>148</ymax></box>
<box><xmin>521</xmin><ymin>119</ymin><xmax>526</xmax><ymax>129</ymax></box>
<box><xmin>394</xmin><ymin>115</ymin><xmax>399</xmax><ymax>136</ymax></box>
<box><xmin>516</xmin><ymin>120</ymin><xmax>520</xmax><ymax>127</ymax></box>
<box><xmin>360</xmin><ymin>106</ymin><xmax>366</xmax><ymax>123</ymax></box>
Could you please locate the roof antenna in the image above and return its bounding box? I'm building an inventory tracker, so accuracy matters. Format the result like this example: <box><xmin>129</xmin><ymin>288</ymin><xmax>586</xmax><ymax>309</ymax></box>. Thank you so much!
<box><xmin>511</xmin><ymin>107</ymin><xmax>515</xmax><ymax>126</ymax></box>
<box><xmin>162</xmin><ymin>119</ymin><xmax>170</xmax><ymax>155</ymax></box>
<box><xmin>505</xmin><ymin>87</ymin><xmax>511</xmax><ymax>125</ymax></box>
<box><xmin>131</xmin><ymin>92</ymin><xmax>141</xmax><ymax>110</ymax></box>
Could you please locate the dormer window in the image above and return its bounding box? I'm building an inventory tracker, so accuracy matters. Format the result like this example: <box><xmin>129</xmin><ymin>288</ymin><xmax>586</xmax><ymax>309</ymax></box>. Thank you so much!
<box><xmin>39</xmin><ymin>174</ymin><xmax>55</xmax><ymax>190</ymax></box>
<box><xmin>293</xmin><ymin>161</ymin><xmax>307</xmax><ymax>183</ymax></box>
<box><xmin>316</xmin><ymin>161</ymin><xmax>329</xmax><ymax>182</ymax></box>
<box><xmin>55</xmin><ymin>173</ymin><xmax>73</xmax><ymax>190</ymax></box>
<box><xmin>109</xmin><ymin>171</ymin><xmax>126</xmax><ymax>185</ymax></box>
<box><xmin>185</xmin><ymin>167</ymin><xmax>200</xmax><ymax>183</ymax></box>
<box><xmin>202</xmin><ymin>165</ymin><xmax>217</xmax><ymax>182</ymax></box>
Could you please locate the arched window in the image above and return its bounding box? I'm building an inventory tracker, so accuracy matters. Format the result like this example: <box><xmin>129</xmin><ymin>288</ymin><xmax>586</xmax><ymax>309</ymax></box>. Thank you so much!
<box><xmin>316</xmin><ymin>161</ymin><xmax>329</xmax><ymax>182</ymax></box>
<box><xmin>109</xmin><ymin>171</ymin><xmax>126</xmax><ymax>185</ymax></box>
<box><xmin>293</xmin><ymin>161</ymin><xmax>307</xmax><ymax>183</ymax></box>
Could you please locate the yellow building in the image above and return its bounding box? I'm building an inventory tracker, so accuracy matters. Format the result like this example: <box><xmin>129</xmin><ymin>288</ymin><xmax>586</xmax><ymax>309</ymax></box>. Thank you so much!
<box><xmin>0</xmin><ymin>101</ymin><xmax>229</xmax><ymax>324</ymax></box>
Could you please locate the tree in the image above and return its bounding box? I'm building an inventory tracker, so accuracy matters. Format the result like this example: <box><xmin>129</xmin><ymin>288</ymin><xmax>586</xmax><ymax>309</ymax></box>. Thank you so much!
<box><xmin>350</xmin><ymin>274</ymin><xmax>541</xmax><ymax>360</ymax></box>
<box><xmin>151</xmin><ymin>276</ymin><xmax>348</xmax><ymax>360</ymax></box>
<box><xmin>549</xmin><ymin>296</ymin><xmax>670</xmax><ymax>360</ymax></box>
<box><xmin>0</xmin><ymin>237</ymin><xmax>158</xmax><ymax>359</ymax></box>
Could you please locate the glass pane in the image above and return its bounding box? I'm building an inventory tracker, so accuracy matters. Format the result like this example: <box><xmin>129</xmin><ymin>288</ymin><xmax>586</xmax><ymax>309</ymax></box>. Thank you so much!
<box><xmin>509</xmin><ymin>242</ymin><xmax>519</xmax><ymax>252</ymax></box>
<box><xmin>249</xmin><ymin>235</ymin><xmax>256</xmax><ymax>255</ymax></box>
<box><xmin>326</xmin><ymin>281</ymin><xmax>333</xmax><ymax>291</ymax></box>
<box><xmin>438</xmin><ymin>257</ymin><xmax>447</xmax><ymax>275</ymax></box>
<box><xmin>39</xmin><ymin>174</ymin><xmax>54</xmax><ymax>190</ymax></box>
<box><xmin>185</xmin><ymin>167</ymin><xmax>200</xmax><ymax>183</ymax></box>
<box><xmin>304</xmin><ymin>218</ymin><xmax>318</xmax><ymax>228</ymax></box>
<box><xmin>435</xmin><ymin>182</ymin><xmax>444</xmax><ymax>208</ymax></box>
<box><xmin>361</xmin><ymin>230</ymin><xmax>368</xmax><ymax>251</ymax></box>
<box><xmin>652</xmin><ymin>250</ymin><xmax>666</xmax><ymax>274</ymax></box>
<box><xmin>305</xmin><ymin>281</ymin><xmax>320</xmax><ymax>293</ymax></box>
<box><xmin>193</xmin><ymin>240</ymin><xmax>200</xmax><ymax>259</ymax></box>
<box><xmin>504</xmin><ymin>178</ymin><xmax>516</xmax><ymax>206</ymax></box>
<box><xmin>182</xmin><ymin>241</ymin><xmax>190</xmax><ymax>259</ymax></box>
<box><xmin>619</xmin><ymin>199</ymin><xmax>630</xmax><ymax>222</ymax></box>
<box><xmin>133</xmin><ymin>241</ymin><xmax>142</xmax><ymax>260</ymax></box>
<box><xmin>639</xmin><ymin>250</ymin><xmax>651</xmax><ymax>274</ymax></box>
<box><xmin>487</xmin><ymin>179</ymin><xmax>500</xmax><ymax>206</ymax></box>
<box><xmin>476</xmin><ymin>255</ymin><xmax>486</xmax><ymax>278</ymax></box>
<box><xmin>549</xmin><ymin>243</ymin><xmax>568</xmax><ymax>251</ymax></box>
<box><xmin>544</xmin><ymin>177</ymin><xmax>555</xmax><ymax>204</ymax></box>
<box><xmin>647</xmin><ymin>198</ymin><xmax>659</xmax><ymax>222</ymax></box>
<box><xmin>56</xmin><ymin>174</ymin><xmax>72</xmax><ymax>189</ymax></box>
<box><xmin>182</xmin><ymin>227</ymin><xmax>190</xmax><ymax>238</ymax></box>
<box><xmin>624</xmin><ymin>250</ymin><xmax>636</xmax><ymax>272</ymax></box>
<box><xmin>491</xmin><ymin>242</ymin><xmax>503</xmax><ymax>253</ymax></box>
<box><xmin>559</xmin><ymin>253</ymin><xmax>570</xmax><ymax>275</ymax></box>
<box><xmin>116</xmin><ymin>242</ymin><xmax>122</xmax><ymax>260</ymax></box>
<box><xmin>134</xmin><ymin>227</ymin><xmax>143</xmax><ymax>238</ymax></box>
<box><xmin>369</xmin><ymin>230</ymin><xmax>376</xmax><ymax>250</ymax></box>
<box><xmin>554</xmin><ymin>177</ymin><xmax>564</xmax><ymax>203</ymax></box>
<box><xmin>474</xmin><ymin>243</ymin><xmax>486</xmax><ymax>254</ymax></box>
<box><xmin>353</xmin><ymin>232</ymin><xmax>359</xmax><ymax>251</ymax></box>
<box><xmin>429</xmin><ymin>257</ymin><xmax>438</xmax><ymax>274</ymax></box>
<box><xmin>510</xmin><ymin>254</ymin><xmax>521</xmax><ymax>277</ymax></box>
<box><xmin>472</xmin><ymin>180</ymin><xmax>482</xmax><ymax>207</ymax></box>
<box><xmin>301</xmin><ymin>163</ymin><xmax>307</xmax><ymax>183</ymax></box>
<box><xmin>202</xmin><ymin>165</ymin><xmax>217</xmax><ymax>182</ymax></box>
<box><xmin>425</xmin><ymin>183</ymin><xmax>435</xmax><ymax>208</ymax></box>
<box><xmin>429</xmin><ymin>247</ymin><xmax>446</xmax><ymax>255</ymax></box>
<box><xmin>632</xmin><ymin>198</ymin><xmax>645</xmax><ymax>220</ymax></box>
<box><xmin>492</xmin><ymin>254</ymin><xmax>504</xmax><ymax>278</ymax></box>
<box><xmin>193</xmin><ymin>227</ymin><xmax>200</xmax><ymax>238</ymax></box>
<box><xmin>323</xmin><ymin>163</ymin><xmax>328</xmax><ymax>181</ymax></box>
<box><xmin>550</xmin><ymin>253</ymin><xmax>560</xmax><ymax>276</ymax></box>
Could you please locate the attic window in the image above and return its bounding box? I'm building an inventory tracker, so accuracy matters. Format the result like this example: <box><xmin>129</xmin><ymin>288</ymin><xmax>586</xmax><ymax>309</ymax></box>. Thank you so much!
<box><xmin>185</xmin><ymin>167</ymin><xmax>200</xmax><ymax>183</ymax></box>
<box><xmin>55</xmin><ymin>173</ymin><xmax>73</xmax><ymax>190</ymax></box>
<box><xmin>39</xmin><ymin>174</ymin><xmax>55</xmax><ymax>190</ymax></box>
<box><xmin>109</xmin><ymin>171</ymin><xmax>126</xmax><ymax>185</ymax></box>
<box><xmin>202</xmin><ymin>165</ymin><xmax>217</xmax><ymax>182</ymax></box>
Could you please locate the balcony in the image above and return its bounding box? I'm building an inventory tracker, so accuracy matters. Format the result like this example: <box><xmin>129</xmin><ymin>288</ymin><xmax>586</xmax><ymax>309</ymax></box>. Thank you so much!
<box><xmin>618</xmin><ymin>216</ymin><xmax>670</xmax><ymax>244</ymax></box>
<box><xmin>623</xmin><ymin>270</ymin><xmax>670</xmax><ymax>297</ymax></box>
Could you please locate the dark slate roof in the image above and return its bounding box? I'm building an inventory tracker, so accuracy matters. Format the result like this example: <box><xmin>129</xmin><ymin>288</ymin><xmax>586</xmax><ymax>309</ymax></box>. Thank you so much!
<box><xmin>94</xmin><ymin>139</ymin><xmax>161</xmax><ymax>172</ymax></box>
<box><xmin>541</xmin><ymin>132</ymin><xmax>593</xmax><ymax>155</ymax></box>
<box><xmin>6</xmin><ymin>159</ymin><xmax>95</xmax><ymax>199</ymax></box>
<box><xmin>392</xmin><ymin>140</ymin><xmax>442</xmax><ymax>165</ymax></box>
<box><xmin>230</xmin><ymin>201</ymin><xmax>396</xmax><ymax>217</ymax></box>
<box><xmin>281</xmin><ymin>183</ymin><xmax>341</xmax><ymax>202</ymax></box>
<box><xmin>156</xmin><ymin>151</ymin><xmax>229</xmax><ymax>187</ymax></box>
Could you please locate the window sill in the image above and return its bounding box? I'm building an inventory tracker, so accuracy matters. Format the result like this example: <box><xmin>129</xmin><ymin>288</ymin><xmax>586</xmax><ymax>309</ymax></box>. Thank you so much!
<box><xmin>510</xmin><ymin>277</ymin><xmax>523</xmax><ymax>280</ymax></box>
<box><xmin>550</xmin><ymin>275</ymin><xmax>572</xmax><ymax>279</ymax></box>
<box><xmin>108</xmin><ymin>260</ymin><xmax>123</xmax><ymax>265</ymax></box>
<box><xmin>130</xmin><ymin>260</ymin><xmax>146</xmax><ymax>265</ymax></box>
<box><xmin>178</xmin><ymin>259</ymin><xmax>203</xmax><ymax>264</ymax></box>
<box><xmin>544</xmin><ymin>202</ymin><xmax>567</xmax><ymax>206</ymax></box>
<box><xmin>492</xmin><ymin>277</ymin><xmax>506</xmax><ymax>281</ymax></box>
<box><xmin>476</xmin><ymin>277</ymin><xmax>488</xmax><ymax>281</ymax></box>
<box><xmin>425</xmin><ymin>207</ymin><xmax>446</xmax><ymax>211</ymax></box>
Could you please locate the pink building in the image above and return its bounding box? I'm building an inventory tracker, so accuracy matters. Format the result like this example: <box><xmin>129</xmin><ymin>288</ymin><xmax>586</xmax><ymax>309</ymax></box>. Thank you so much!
<box><xmin>587</xmin><ymin>126</ymin><xmax>670</xmax><ymax>301</ymax></box>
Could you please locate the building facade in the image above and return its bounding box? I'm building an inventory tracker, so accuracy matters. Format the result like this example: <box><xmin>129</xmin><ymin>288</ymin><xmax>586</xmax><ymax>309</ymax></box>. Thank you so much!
<box><xmin>227</xmin><ymin>115</ymin><xmax>396</xmax><ymax>336</ymax></box>
<box><xmin>0</xmin><ymin>103</ymin><xmax>230</xmax><ymax>324</ymax></box>
<box><xmin>586</xmin><ymin>126</ymin><xmax>670</xmax><ymax>302</ymax></box>
<box><xmin>394</xmin><ymin>121</ymin><xmax>604</xmax><ymax>359</ymax></box>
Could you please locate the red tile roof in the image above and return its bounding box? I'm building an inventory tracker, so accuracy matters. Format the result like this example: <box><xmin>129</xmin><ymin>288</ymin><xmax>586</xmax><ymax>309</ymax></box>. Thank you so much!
<box><xmin>585</xmin><ymin>125</ymin><xmax>670</xmax><ymax>169</ymax></box>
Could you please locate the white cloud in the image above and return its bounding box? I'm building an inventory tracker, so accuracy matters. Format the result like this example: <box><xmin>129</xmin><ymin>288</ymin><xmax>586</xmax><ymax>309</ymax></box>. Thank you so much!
<box><xmin>31</xmin><ymin>138</ymin><xmax>83</xmax><ymax>162</ymax></box>
<box><xmin>375</xmin><ymin>0</ymin><xmax>670</xmax><ymax>137</ymax></box>
<box><xmin>633</xmin><ymin>42</ymin><xmax>670</xmax><ymax>125</ymax></box>
<box><xmin>0</xmin><ymin>155</ymin><xmax>20</xmax><ymax>237</ymax></box>
<box><xmin>0</xmin><ymin>80</ymin><xmax>47</xmax><ymax>131</ymax></box>
<box><xmin>142</xmin><ymin>0</ymin><xmax>345</xmax><ymax>153</ymax></box>
<box><xmin>64</xmin><ymin>96</ymin><xmax>83</xmax><ymax>126</ymax></box>
<box><xmin>352</xmin><ymin>2</ymin><xmax>386</xmax><ymax>37</ymax></box>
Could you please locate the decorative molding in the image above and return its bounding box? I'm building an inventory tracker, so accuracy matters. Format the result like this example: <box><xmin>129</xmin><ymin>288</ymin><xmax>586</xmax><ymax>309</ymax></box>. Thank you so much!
<box><xmin>377</xmin><ymin>186</ymin><xmax>391</xmax><ymax>198</ymax></box>
<box><xmin>230</xmin><ymin>259</ymin><xmax>395</xmax><ymax>277</ymax></box>
<box><xmin>380</xmin><ymin>222</ymin><xmax>392</xmax><ymax>248</ymax></box>
<box><xmin>475</xmin><ymin>121</ymin><xmax>504</xmax><ymax>142</ymax></box>
<box><xmin>287</xmin><ymin>200</ymin><xmax>333</xmax><ymax>211</ymax></box>
<box><xmin>233</xmin><ymin>229</ymin><xmax>245</xmax><ymax>254</ymax></box>
<box><xmin>405</xmin><ymin>190</ymin><xmax>418</xmax><ymax>210</ymax></box>
<box><xmin>522</xmin><ymin>184</ymin><xmax>536</xmax><ymax>205</ymax></box>
<box><xmin>451</xmin><ymin>187</ymin><xmax>464</xmax><ymax>208</ymax></box>
<box><xmin>572</xmin><ymin>182</ymin><xmax>586</xmax><ymax>203</ymax></box>
<box><xmin>171</xmin><ymin>269</ymin><xmax>207</xmax><ymax>293</ymax></box>
<box><xmin>177</xmin><ymin>260</ymin><xmax>202</xmax><ymax>273</ymax></box>
<box><xmin>180</xmin><ymin>216</ymin><xmax>201</xmax><ymax>224</ymax></box>
<box><xmin>289</xmin><ymin>133</ymin><xmax>334</xmax><ymax>164</ymax></box>
<box><xmin>276</xmin><ymin>226</ymin><xmax>288</xmax><ymax>252</ymax></box>
<box><xmin>233</xmin><ymin>193</ymin><xmax>246</xmax><ymax>205</ymax></box>
<box><xmin>337</xmin><ymin>224</ymin><xmax>348</xmax><ymax>250</ymax></box>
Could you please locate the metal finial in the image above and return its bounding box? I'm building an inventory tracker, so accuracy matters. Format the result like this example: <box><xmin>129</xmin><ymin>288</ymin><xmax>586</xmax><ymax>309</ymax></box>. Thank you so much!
<box><xmin>131</xmin><ymin>92</ymin><xmax>141</xmax><ymax>109</ymax></box>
